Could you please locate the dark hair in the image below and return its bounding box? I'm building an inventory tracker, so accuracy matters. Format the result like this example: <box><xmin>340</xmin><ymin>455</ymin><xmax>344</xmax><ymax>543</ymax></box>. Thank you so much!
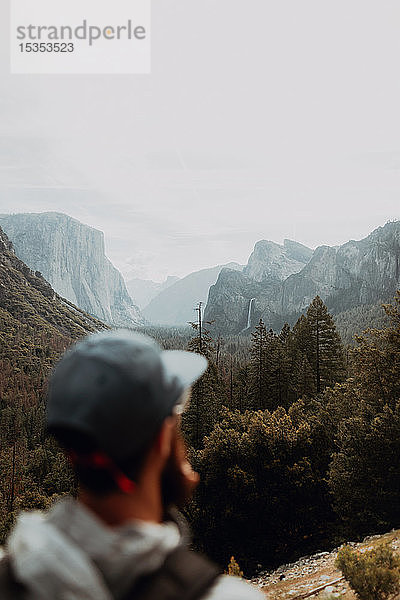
<box><xmin>51</xmin><ymin>427</ymin><xmax>155</xmax><ymax>495</ymax></box>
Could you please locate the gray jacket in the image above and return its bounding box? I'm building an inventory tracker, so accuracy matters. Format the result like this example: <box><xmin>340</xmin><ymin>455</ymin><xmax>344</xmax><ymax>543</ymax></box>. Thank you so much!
<box><xmin>5</xmin><ymin>497</ymin><xmax>264</xmax><ymax>600</ymax></box>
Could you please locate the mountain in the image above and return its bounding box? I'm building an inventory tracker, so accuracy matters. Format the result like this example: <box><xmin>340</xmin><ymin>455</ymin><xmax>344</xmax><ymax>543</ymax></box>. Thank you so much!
<box><xmin>282</xmin><ymin>221</ymin><xmax>400</xmax><ymax>314</ymax></box>
<box><xmin>334</xmin><ymin>302</ymin><xmax>390</xmax><ymax>345</ymax></box>
<box><xmin>0</xmin><ymin>224</ymin><xmax>104</xmax><ymax>345</ymax></box>
<box><xmin>204</xmin><ymin>239</ymin><xmax>313</xmax><ymax>333</ymax></box>
<box><xmin>0</xmin><ymin>212</ymin><xmax>143</xmax><ymax>328</ymax></box>
<box><xmin>126</xmin><ymin>275</ymin><xmax>179</xmax><ymax>309</ymax></box>
<box><xmin>143</xmin><ymin>263</ymin><xmax>243</xmax><ymax>326</ymax></box>
<box><xmin>204</xmin><ymin>222</ymin><xmax>400</xmax><ymax>334</ymax></box>
<box><xmin>243</xmin><ymin>239</ymin><xmax>313</xmax><ymax>282</ymax></box>
<box><xmin>0</xmin><ymin>225</ymin><xmax>106</xmax><ymax>541</ymax></box>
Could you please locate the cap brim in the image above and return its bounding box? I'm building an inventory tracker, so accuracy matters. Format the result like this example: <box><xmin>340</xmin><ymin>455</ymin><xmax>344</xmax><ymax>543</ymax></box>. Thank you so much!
<box><xmin>160</xmin><ymin>350</ymin><xmax>208</xmax><ymax>389</ymax></box>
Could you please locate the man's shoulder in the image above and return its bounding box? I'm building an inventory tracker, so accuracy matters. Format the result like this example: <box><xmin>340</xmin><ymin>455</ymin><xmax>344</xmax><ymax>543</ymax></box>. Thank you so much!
<box><xmin>155</xmin><ymin>546</ymin><xmax>265</xmax><ymax>600</ymax></box>
<box><xmin>125</xmin><ymin>547</ymin><xmax>265</xmax><ymax>600</ymax></box>
<box><xmin>205</xmin><ymin>574</ymin><xmax>265</xmax><ymax>600</ymax></box>
<box><xmin>0</xmin><ymin>555</ymin><xmax>25</xmax><ymax>600</ymax></box>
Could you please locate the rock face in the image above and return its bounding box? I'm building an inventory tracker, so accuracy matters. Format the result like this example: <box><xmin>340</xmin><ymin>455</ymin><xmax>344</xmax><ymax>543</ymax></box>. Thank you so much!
<box><xmin>0</xmin><ymin>225</ymin><xmax>104</xmax><ymax>338</ymax></box>
<box><xmin>244</xmin><ymin>239</ymin><xmax>313</xmax><ymax>282</ymax></box>
<box><xmin>0</xmin><ymin>212</ymin><xmax>143</xmax><ymax>328</ymax></box>
<box><xmin>205</xmin><ymin>239</ymin><xmax>312</xmax><ymax>334</ymax></box>
<box><xmin>0</xmin><ymin>226</ymin><xmax>13</xmax><ymax>254</ymax></box>
<box><xmin>204</xmin><ymin>222</ymin><xmax>400</xmax><ymax>334</ymax></box>
<box><xmin>283</xmin><ymin>222</ymin><xmax>400</xmax><ymax>315</ymax></box>
<box><xmin>143</xmin><ymin>263</ymin><xmax>243</xmax><ymax>326</ymax></box>
<box><xmin>204</xmin><ymin>268</ymin><xmax>284</xmax><ymax>334</ymax></box>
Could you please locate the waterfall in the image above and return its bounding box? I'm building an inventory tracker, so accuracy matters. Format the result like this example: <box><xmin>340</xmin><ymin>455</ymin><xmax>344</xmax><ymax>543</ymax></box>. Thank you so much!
<box><xmin>247</xmin><ymin>297</ymin><xmax>255</xmax><ymax>328</ymax></box>
<box><xmin>241</xmin><ymin>297</ymin><xmax>255</xmax><ymax>332</ymax></box>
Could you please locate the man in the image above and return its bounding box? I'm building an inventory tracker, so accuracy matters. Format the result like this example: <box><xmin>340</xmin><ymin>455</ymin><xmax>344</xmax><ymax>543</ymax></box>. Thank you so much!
<box><xmin>1</xmin><ymin>330</ymin><xmax>264</xmax><ymax>599</ymax></box>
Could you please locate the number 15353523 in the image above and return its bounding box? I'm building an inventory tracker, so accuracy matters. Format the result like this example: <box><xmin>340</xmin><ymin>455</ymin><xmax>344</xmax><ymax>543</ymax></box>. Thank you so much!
<box><xmin>19</xmin><ymin>42</ymin><xmax>74</xmax><ymax>52</ymax></box>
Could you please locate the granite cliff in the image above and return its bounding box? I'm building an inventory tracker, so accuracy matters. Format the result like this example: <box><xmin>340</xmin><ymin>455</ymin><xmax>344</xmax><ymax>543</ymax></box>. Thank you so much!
<box><xmin>244</xmin><ymin>239</ymin><xmax>313</xmax><ymax>282</ymax></box>
<box><xmin>0</xmin><ymin>225</ymin><xmax>104</xmax><ymax>339</ymax></box>
<box><xmin>282</xmin><ymin>221</ymin><xmax>400</xmax><ymax>314</ymax></box>
<box><xmin>0</xmin><ymin>212</ymin><xmax>143</xmax><ymax>328</ymax></box>
<box><xmin>204</xmin><ymin>222</ymin><xmax>400</xmax><ymax>334</ymax></box>
<box><xmin>143</xmin><ymin>263</ymin><xmax>243</xmax><ymax>326</ymax></box>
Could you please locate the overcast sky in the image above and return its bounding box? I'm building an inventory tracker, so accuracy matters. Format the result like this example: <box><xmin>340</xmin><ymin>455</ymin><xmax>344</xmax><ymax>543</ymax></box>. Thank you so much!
<box><xmin>0</xmin><ymin>1</ymin><xmax>399</xmax><ymax>281</ymax></box>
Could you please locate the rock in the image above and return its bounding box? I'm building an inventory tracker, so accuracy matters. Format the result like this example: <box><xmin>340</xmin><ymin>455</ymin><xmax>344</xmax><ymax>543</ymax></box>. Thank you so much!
<box><xmin>144</xmin><ymin>262</ymin><xmax>243</xmax><ymax>327</ymax></box>
<box><xmin>0</xmin><ymin>225</ymin><xmax>104</xmax><ymax>337</ymax></box>
<box><xmin>243</xmin><ymin>239</ymin><xmax>312</xmax><ymax>282</ymax></box>
<box><xmin>283</xmin><ymin>221</ymin><xmax>400</xmax><ymax>314</ymax></box>
<box><xmin>205</xmin><ymin>221</ymin><xmax>400</xmax><ymax>334</ymax></box>
<box><xmin>0</xmin><ymin>212</ymin><xmax>143</xmax><ymax>328</ymax></box>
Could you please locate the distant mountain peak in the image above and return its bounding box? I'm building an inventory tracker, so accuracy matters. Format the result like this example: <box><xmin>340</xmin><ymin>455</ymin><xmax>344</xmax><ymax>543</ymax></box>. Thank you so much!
<box><xmin>126</xmin><ymin>275</ymin><xmax>180</xmax><ymax>310</ymax></box>
<box><xmin>243</xmin><ymin>238</ymin><xmax>312</xmax><ymax>283</ymax></box>
<box><xmin>204</xmin><ymin>221</ymin><xmax>400</xmax><ymax>334</ymax></box>
<box><xmin>142</xmin><ymin>262</ymin><xmax>243</xmax><ymax>326</ymax></box>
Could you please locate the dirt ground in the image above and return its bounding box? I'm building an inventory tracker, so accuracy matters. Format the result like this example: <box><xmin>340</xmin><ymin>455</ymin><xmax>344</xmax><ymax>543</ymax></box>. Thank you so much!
<box><xmin>248</xmin><ymin>529</ymin><xmax>400</xmax><ymax>599</ymax></box>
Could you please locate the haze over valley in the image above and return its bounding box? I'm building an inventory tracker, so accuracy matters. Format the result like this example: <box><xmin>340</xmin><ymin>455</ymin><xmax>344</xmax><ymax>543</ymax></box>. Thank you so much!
<box><xmin>1</xmin><ymin>211</ymin><xmax>399</xmax><ymax>340</ymax></box>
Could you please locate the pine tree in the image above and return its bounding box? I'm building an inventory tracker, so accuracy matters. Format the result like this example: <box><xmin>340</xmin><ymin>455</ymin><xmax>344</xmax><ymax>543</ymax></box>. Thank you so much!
<box><xmin>249</xmin><ymin>319</ymin><xmax>270</xmax><ymax>409</ymax></box>
<box><xmin>187</xmin><ymin>303</ymin><xmax>215</xmax><ymax>359</ymax></box>
<box><xmin>247</xmin><ymin>321</ymin><xmax>295</xmax><ymax>410</ymax></box>
<box><xmin>269</xmin><ymin>324</ymin><xmax>292</xmax><ymax>409</ymax></box>
<box><xmin>182</xmin><ymin>303</ymin><xmax>218</xmax><ymax>449</ymax></box>
<box><xmin>279</xmin><ymin>322</ymin><xmax>291</xmax><ymax>344</ymax></box>
<box><xmin>291</xmin><ymin>314</ymin><xmax>312</xmax><ymax>355</ymax></box>
<box><xmin>329</xmin><ymin>293</ymin><xmax>400</xmax><ymax>534</ymax></box>
<box><xmin>287</xmin><ymin>316</ymin><xmax>316</xmax><ymax>402</ymax></box>
<box><xmin>234</xmin><ymin>364</ymin><xmax>250</xmax><ymax>411</ymax></box>
<box><xmin>305</xmin><ymin>296</ymin><xmax>346</xmax><ymax>393</ymax></box>
<box><xmin>227</xmin><ymin>556</ymin><xmax>243</xmax><ymax>577</ymax></box>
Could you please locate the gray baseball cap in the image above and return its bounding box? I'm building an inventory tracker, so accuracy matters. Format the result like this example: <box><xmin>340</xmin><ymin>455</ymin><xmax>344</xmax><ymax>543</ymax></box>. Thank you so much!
<box><xmin>46</xmin><ymin>329</ymin><xmax>207</xmax><ymax>461</ymax></box>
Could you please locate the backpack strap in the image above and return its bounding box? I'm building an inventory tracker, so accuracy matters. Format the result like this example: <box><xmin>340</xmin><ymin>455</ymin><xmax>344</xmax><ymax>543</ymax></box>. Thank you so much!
<box><xmin>0</xmin><ymin>555</ymin><xmax>26</xmax><ymax>600</ymax></box>
<box><xmin>123</xmin><ymin>546</ymin><xmax>221</xmax><ymax>600</ymax></box>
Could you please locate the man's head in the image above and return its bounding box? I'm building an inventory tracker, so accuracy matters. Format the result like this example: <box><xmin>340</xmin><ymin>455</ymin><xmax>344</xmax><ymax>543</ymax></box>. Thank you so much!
<box><xmin>46</xmin><ymin>330</ymin><xmax>207</xmax><ymax>514</ymax></box>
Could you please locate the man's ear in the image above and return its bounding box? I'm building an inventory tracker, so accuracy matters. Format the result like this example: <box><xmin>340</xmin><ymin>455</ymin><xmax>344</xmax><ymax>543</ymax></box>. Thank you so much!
<box><xmin>156</xmin><ymin>416</ymin><xmax>176</xmax><ymax>461</ymax></box>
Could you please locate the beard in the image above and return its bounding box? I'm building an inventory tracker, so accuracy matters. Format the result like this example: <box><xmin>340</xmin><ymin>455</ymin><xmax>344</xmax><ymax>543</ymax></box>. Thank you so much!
<box><xmin>161</xmin><ymin>427</ymin><xmax>199</xmax><ymax>511</ymax></box>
